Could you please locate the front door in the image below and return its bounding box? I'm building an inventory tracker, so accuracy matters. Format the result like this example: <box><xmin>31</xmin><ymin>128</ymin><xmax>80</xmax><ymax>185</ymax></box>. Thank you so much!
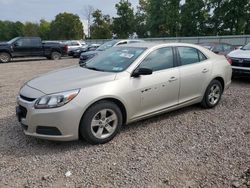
<box><xmin>130</xmin><ymin>47</ymin><xmax>180</xmax><ymax>119</ymax></box>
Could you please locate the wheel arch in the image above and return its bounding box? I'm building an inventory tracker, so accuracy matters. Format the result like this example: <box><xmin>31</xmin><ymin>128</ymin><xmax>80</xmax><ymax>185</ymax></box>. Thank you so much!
<box><xmin>50</xmin><ymin>48</ymin><xmax>61</xmax><ymax>54</ymax></box>
<box><xmin>212</xmin><ymin>76</ymin><xmax>225</xmax><ymax>92</ymax></box>
<box><xmin>0</xmin><ymin>50</ymin><xmax>12</xmax><ymax>57</ymax></box>
<box><xmin>78</xmin><ymin>97</ymin><xmax>128</xmax><ymax>138</ymax></box>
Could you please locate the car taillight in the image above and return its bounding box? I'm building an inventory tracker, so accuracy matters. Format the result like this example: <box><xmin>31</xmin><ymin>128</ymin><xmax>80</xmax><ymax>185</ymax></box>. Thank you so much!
<box><xmin>226</xmin><ymin>56</ymin><xmax>232</xmax><ymax>65</ymax></box>
<box><xmin>64</xmin><ymin>45</ymin><xmax>68</xmax><ymax>52</ymax></box>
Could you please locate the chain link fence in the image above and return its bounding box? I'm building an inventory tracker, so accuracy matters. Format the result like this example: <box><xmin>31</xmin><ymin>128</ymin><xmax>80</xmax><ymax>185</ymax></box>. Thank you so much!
<box><xmin>86</xmin><ymin>35</ymin><xmax>250</xmax><ymax>46</ymax></box>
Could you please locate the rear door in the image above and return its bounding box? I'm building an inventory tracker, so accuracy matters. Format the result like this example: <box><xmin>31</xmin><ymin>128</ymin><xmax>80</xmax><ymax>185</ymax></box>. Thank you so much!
<box><xmin>177</xmin><ymin>46</ymin><xmax>212</xmax><ymax>104</ymax></box>
<box><xmin>30</xmin><ymin>38</ymin><xmax>43</xmax><ymax>56</ymax></box>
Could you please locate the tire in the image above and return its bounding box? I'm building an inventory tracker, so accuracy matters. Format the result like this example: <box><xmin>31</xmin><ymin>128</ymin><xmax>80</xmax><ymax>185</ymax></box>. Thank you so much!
<box><xmin>50</xmin><ymin>52</ymin><xmax>61</xmax><ymax>60</ymax></box>
<box><xmin>80</xmin><ymin>101</ymin><xmax>123</xmax><ymax>145</ymax></box>
<box><xmin>0</xmin><ymin>52</ymin><xmax>11</xmax><ymax>63</ymax></box>
<box><xmin>201</xmin><ymin>80</ymin><xmax>223</xmax><ymax>108</ymax></box>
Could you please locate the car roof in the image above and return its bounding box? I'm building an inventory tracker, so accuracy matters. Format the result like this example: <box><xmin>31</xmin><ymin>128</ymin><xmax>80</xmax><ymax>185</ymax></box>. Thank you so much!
<box><xmin>117</xmin><ymin>42</ymin><xmax>204</xmax><ymax>49</ymax></box>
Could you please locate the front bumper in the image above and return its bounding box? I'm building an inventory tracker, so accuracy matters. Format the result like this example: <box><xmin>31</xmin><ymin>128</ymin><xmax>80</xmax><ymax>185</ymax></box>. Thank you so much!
<box><xmin>16</xmin><ymin>94</ymin><xmax>82</xmax><ymax>141</ymax></box>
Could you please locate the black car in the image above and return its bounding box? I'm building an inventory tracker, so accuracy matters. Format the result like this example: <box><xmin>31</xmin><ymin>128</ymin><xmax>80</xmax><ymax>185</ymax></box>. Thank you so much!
<box><xmin>79</xmin><ymin>39</ymin><xmax>144</xmax><ymax>64</ymax></box>
<box><xmin>0</xmin><ymin>37</ymin><xmax>68</xmax><ymax>63</ymax></box>
<box><xmin>228</xmin><ymin>43</ymin><xmax>250</xmax><ymax>77</ymax></box>
<box><xmin>72</xmin><ymin>44</ymin><xmax>101</xmax><ymax>58</ymax></box>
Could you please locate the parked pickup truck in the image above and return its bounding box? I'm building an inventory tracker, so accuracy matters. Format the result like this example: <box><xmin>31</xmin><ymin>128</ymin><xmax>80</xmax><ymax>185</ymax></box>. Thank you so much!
<box><xmin>0</xmin><ymin>37</ymin><xmax>68</xmax><ymax>63</ymax></box>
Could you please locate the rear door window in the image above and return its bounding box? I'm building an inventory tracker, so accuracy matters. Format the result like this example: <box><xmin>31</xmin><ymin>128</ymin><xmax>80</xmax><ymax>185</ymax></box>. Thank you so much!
<box><xmin>177</xmin><ymin>47</ymin><xmax>200</xmax><ymax>65</ymax></box>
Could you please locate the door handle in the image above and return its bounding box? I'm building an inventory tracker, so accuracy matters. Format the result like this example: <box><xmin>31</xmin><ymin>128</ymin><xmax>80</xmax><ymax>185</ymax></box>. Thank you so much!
<box><xmin>168</xmin><ymin>77</ymin><xmax>178</xmax><ymax>82</ymax></box>
<box><xmin>202</xmin><ymin>68</ymin><xmax>209</xmax><ymax>73</ymax></box>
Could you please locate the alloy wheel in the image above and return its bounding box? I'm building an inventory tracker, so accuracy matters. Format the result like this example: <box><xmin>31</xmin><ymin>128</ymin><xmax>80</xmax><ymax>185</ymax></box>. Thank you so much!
<box><xmin>208</xmin><ymin>84</ymin><xmax>221</xmax><ymax>105</ymax></box>
<box><xmin>90</xmin><ymin>109</ymin><xmax>118</xmax><ymax>139</ymax></box>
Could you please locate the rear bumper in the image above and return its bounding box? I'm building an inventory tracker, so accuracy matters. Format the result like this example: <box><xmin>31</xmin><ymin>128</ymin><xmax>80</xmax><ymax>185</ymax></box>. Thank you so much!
<box><xmin>232</xmin><ymin>66</ymin><xmax>250</xmax><ymax>76</ymax></box>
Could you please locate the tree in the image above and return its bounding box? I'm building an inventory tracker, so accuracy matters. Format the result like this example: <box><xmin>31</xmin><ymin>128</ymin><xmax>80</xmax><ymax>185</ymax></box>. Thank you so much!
<box><xmin>50</xmin><ymin>12</ymin><xmax>84</xmax><ymax>40</ymax></box>
<box><xmin>144</xmin><ymin>0</ymin><xmax>181</xmax><ymax>37</ymax></box>
<box><xmin>90</xmin><ymin>10</ymin><xmax>113</xmax><ymax>39</ymax></box>
<box><xmin>134</xmin><ymin>0</ymin><xmax>149</xmax><ymax>38</ymax></box>
<box><xmin>23</xmin><ymin>22</ymin><xmax>39</xmax><ymax>37</ymax></box>
<box><xmin>222</xmin><ymin>0</ymin><xmax>250</xmax><ymax>35</ymax></box>
<box><xmin>0</xmin><ymin>21</ymin><xmax>24</xmax><ymax>41</ymax></box>
<box><xmin>180</xmin><ymin>0</ymin><xmax>209</xmax><ymax>36</ymax></box>
<box><xmin>84</xmin><ymin>5</ymin><xmax>94</xmax><ymax>38</ymax></box>
<box><xmin>113</xmin><ymin>0</ymin><xmax>135</xmax><ymax>38</ymax></box>
<box><xmin>39</xmin><ymin>19</ymin><xmax>51</xmax><ymax>40</ymax></box>
<box><xmin>208</xmin><ymin>0</ymin><xmax>250</xmax><ymax>35</ymax></box>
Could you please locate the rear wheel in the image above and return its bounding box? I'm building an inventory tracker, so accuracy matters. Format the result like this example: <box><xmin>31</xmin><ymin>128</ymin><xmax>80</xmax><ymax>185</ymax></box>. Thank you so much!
<box><xmin>50</xmin><ymin>52</ymin><xmax>61</xmax><ymax>60</ymax></box>
<box><xmin>201</xmin><ymin>80</ymin><xmax>223</xmax><ymax>108</ymax></box>
<box><xmin>80</xmin><ymin>101</ymin><xmax>123</xmax><ymax>144</ymax></box>
<box><xmin>0</xmin><ymin>52</ymin><xmax>11</xmax><ymax>63</ymax></box>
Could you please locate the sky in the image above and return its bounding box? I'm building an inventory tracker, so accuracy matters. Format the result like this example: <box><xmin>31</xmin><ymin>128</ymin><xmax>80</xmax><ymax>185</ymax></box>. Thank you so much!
<box><xmin>0</xmin><ymin>0</ymin><xmax>139</xmax><ymax>32</ymax></box>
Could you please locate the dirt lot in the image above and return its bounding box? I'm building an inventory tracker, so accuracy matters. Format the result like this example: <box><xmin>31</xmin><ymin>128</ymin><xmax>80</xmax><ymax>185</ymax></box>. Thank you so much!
<box><xmin>0</xmin><ymin>58</ymin><xmax>249</xmax><ymax>188</ymax></box>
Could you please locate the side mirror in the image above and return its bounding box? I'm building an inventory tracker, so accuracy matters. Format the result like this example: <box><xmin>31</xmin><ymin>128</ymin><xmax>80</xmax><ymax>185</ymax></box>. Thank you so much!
<box><xmin>212</xmin><ymin>50</ymin><xmax>219</xmax><ymax>54</ymax></box>
<box><xmin>13</xmin><ymin>43</ymin><xmax>19</xmax><ymax>47</ymax></box>
<box><xmin>132</xmin><ymin>67</ymin><xmax>153</xmax><ymax>77</ymax></box>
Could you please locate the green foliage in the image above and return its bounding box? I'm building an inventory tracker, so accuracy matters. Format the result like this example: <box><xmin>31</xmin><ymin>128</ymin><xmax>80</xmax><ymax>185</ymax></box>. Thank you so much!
<box><xmin>180</xmin><ymin>0</ymin><xmax>209</xmax><ymax>36</ymax></box>
<box><xmin>143</xmin><ymin>0</ymin><xmax>181</xmax><ymax>37</ymax></box>
<box><xmin>113</xmin><ymin>0</ymin><xmax>135</xmax><ymax>38</ymax></box>
<box><xmin>134</xmin><ymin>0</ymin><xmax>149</xmax><ymax>38</ymax></box>
<box><xmin>39</xmin><ymin>19</ymin><xmax>51</xmax><ymax>40</ymax></box>
<box><xmin>50</xmin><ymin>12</ymin><xmax>84</xmax><ymax>40</ymax></box>
<box><xmin>90</xmin><ymin>10</ymin><xmax>113</xmax><ymax>39</ymax></box>
<box><xmin>23</xmin><ymin>22</ymin><xmax>39</xmax><ymax>37</ymax></box>
<box><xmin>0</xmin><ymin>21</ymin><xmax>24</xmax><ymax>40</ymax></box>
<box><xmin>0</xmin><ymin>0</ymin><xmax>250</xmax><ymax>41</ymax></box>
<box><xmin>208</xmin><ymin>0</ymin><xmax>250</xmax><ymax>35</ymax></box>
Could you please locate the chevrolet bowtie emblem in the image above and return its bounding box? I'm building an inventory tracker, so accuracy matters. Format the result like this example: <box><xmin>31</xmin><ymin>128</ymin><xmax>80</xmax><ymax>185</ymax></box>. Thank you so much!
<box><xmin>238</xmin><ymin>59</ymin><xmax>244</xmax><ymax>63</ymax></box>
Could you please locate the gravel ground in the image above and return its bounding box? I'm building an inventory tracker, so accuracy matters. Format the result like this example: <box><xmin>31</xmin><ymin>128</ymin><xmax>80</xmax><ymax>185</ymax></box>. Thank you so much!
<box><xmin>0</xmin><ymin>58</ymin><xmax>249</xmax><ymax>188</ymax></box>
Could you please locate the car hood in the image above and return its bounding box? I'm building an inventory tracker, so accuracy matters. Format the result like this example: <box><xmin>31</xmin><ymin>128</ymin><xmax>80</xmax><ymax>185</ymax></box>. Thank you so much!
<box><xmin>228</xmin><ymin>49</ymin><xmax>250</xmax><ymax>59</ymax></box>
<box><xmin>0</xmin><ymin>42</ymin><xmax>8</xmax><ymax>46</ymax></box>
<box><xmin>26</xmin><ymin>66</ymin><xmax>116</xmax><ymax>94</ymax></box>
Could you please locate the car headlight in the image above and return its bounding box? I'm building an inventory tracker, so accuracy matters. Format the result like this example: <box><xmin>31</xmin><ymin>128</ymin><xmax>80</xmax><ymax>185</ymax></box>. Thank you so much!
<box><xmin>34</xmin><ymin>89</ymin><xmax>80</xmax><ymax>109</ymax></box>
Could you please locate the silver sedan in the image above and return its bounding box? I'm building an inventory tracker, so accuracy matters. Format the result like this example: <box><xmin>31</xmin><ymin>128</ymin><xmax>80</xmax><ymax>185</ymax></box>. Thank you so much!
<box><xmin>16</xmin><ymin>43</ymin><xmax>232</xmax><ymax>144</ymax></box>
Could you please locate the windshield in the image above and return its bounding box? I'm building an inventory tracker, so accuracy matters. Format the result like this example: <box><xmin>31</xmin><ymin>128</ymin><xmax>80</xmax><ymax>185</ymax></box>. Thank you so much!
<box><xmin>242</xmin><ymin>43</ymin><xmax>250</xmax><ymax>50</ymax></box>
<box><xmin>81</xmin><ymin>47</ymin><xmax>146</xmax><ymax>72</ymax></box>
<box><xmin>7</xmin><ymin>37</ymin><xmax>20</xmax><ymax>44</ymax></box>
<box><xmin>96</xmin><ymin>40</ymin><xmax>118</xmax><ymax>51</ymax></box>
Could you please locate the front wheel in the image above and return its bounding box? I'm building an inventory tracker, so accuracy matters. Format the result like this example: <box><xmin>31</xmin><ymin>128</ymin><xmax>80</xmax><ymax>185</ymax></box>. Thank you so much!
<box><xmin>50</xmin><ymin>52</ymin><xmax>61</xmax><ymax>60</ymax></box>
<box><xmin>0</xmin><ymin>52</ymin><xmax>11</xmax><ymax>63</ymax></box>
<box><xmin>80</xmin><ymin>101</ymin><xmax>123</xmax><ymax>145</ymax></box>
<box><xmin>201</xmin><ymin>80</ymin><xmax>223</xmax><ymax>108</ymax></box>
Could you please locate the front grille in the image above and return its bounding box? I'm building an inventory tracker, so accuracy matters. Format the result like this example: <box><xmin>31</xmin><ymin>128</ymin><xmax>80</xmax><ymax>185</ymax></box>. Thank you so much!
<box><xmin>19</xmin><ymin>105</ymin><xmax>27</xmax><ymax>119</ymax></box>
<box><xmin>231</xmin><ymin>58</ymin><xmax>250</xmax><ymax>68</ymax></box>
<box><xmin>20</xmin><ymin>95</ymin><xmax>36</xmax><ymax>102</ymax></box>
